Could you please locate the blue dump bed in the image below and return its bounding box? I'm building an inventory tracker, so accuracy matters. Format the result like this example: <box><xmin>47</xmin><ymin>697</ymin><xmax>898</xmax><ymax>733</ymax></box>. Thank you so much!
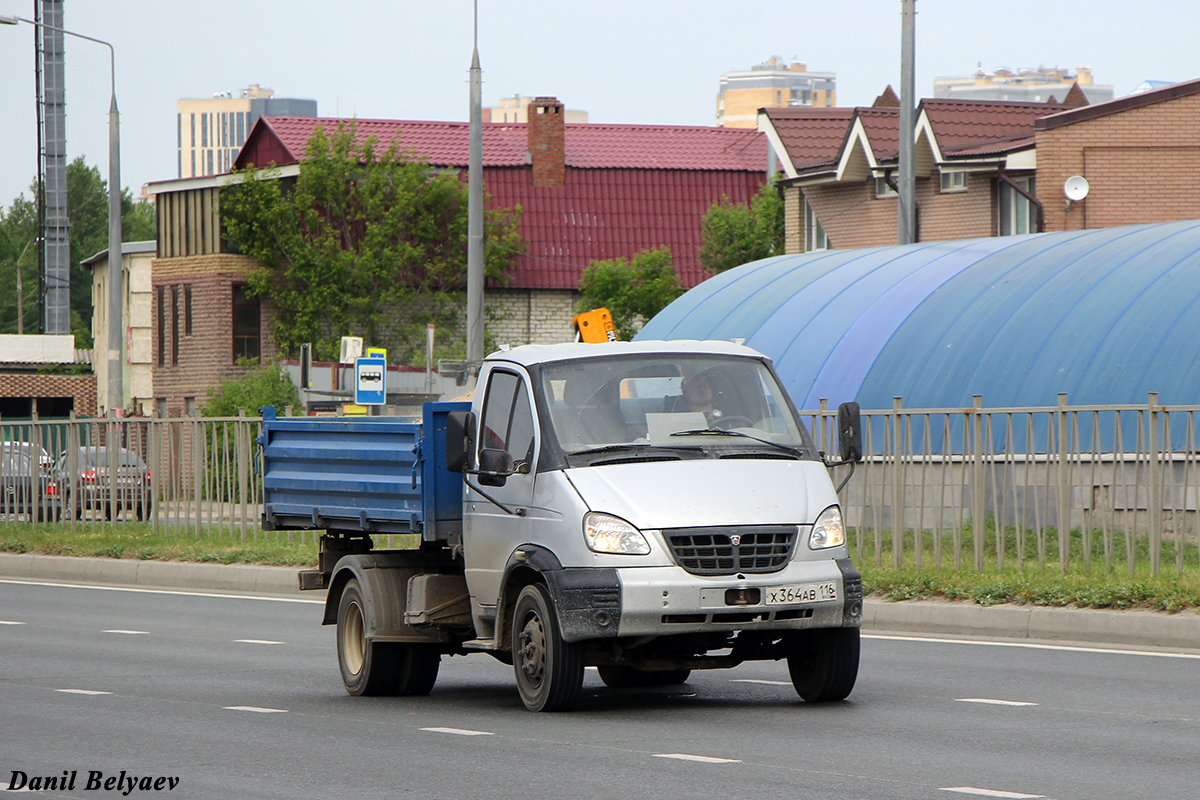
<box><xmin>259</xmin><ymin>402</ymin><xmax>470</xmax><ymax>541</ymax></box>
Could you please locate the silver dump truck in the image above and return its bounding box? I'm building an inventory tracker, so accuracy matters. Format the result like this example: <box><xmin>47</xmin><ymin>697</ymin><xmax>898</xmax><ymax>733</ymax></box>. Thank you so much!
<box><xmin>262</xmin><ymin>340</ymin><xmax>864</xmax><ymax>711</ymax></box>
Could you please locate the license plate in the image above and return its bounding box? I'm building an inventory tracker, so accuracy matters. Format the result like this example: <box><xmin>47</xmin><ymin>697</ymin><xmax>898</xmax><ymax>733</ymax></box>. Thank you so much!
<box><xmin>764</xmin><ymin>582</ymin><xmax>837</xmax><ymax>605</ymax></box>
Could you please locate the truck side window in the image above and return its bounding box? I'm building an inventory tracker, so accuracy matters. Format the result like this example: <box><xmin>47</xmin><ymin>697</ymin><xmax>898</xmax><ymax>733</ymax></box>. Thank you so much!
<box><xmin>481</xmin><ymin>371</ymin><xmax>536</xmax><ymax>468</ymax></box>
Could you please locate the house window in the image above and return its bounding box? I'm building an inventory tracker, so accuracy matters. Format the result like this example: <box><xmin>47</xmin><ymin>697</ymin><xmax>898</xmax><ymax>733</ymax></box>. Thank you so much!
<box><xmin>201</xmin><ymin>113</ymin><xmax>208</xmax><ymax>147</ymax></box>
<box><xmin>804</xmin><ymin>198</ymin><xmax>830</xmax><ymax>252</ymax></box>
<box><xmin>940</xmin><ymin>171</ymin><xmax>968</xmax><ymax>193</ymax></box>
<box><xmin>232</xmin><ymin>284</ymin><xmax>260</xmax><ymax>362</ymax></box>
<box><xmin>875</xmin><ymin>177</ymin><xmax>898</xmax><ymax>199</ymax></box>
<box><xmin>156</xmin><ymin>286</ymin><xmax>166</xmax><ymax>366</ymax></box>
<box><xmin>185</xmin><ymin>397</ymin><xmax>197</xmax><ymax>417</ymax></box>
<box><xmin>171</xmin><ymin>286</ymin><xmax>180</xmax><ymax>366</ymax></box>
<box><xmin>998</xmin><ymin>176</ymin><xmax>1037</xmax><ymax>236</ymax></box>
<box><xmin>184</xmin><ymin>285</ymin><xmax>193</xmax><ymax>335</ymax></box>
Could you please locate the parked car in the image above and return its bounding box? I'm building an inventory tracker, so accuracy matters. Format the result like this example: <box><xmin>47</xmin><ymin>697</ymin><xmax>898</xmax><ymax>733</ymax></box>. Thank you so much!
<box><xmin>1</xmin><ymin>443</ymin><xmax>61</xmax><ymax>521</ymax></box>
<box><xmin>56</xmin><ymin>446</ymin><xmax>152</xmax><ymax>521</ymax></box>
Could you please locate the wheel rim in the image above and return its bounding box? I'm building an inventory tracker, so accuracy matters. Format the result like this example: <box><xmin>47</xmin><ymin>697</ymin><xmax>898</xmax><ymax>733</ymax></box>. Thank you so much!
<box><xmin>342</xmin><ymin>600</ymin><xmax>365</xmax><ymax>675</ymax></box>
<box><xmin>517</xmin><ymin>610</ymin><xmax>547</xmax><ymax>690</ymax></box>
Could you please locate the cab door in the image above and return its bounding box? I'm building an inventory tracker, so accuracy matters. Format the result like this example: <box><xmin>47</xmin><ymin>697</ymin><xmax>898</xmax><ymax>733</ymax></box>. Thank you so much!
<box><xmin>463</xmin><ymin>367</ymin><xmax>538</xmax><ymax>627</ymax></box>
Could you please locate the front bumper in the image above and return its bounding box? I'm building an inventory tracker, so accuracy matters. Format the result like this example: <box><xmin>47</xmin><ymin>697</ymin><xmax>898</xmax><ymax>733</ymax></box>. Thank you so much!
<box><xmin>550</xmin><ymin>557</ymin><xmax>862</xmax><ymax>642</ymax></box>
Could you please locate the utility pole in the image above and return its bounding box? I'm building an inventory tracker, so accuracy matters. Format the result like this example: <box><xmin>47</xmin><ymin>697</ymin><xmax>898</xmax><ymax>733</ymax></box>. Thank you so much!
<box><xmin>465</xmin><ymin>0</ymin><xmax>485</xmax><ymax>370</ymax></box>
<box><xmin>898</xmin><ymin>0</ymin><xmax>917</xmax><ymax>245</ymax></box>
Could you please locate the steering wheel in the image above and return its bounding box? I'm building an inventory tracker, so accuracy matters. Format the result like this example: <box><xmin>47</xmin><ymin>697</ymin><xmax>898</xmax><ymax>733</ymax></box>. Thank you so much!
<box><xmin>712</xmin><ymin>415</ymin><xmax>754</xmax><ymax>430</ymax></box>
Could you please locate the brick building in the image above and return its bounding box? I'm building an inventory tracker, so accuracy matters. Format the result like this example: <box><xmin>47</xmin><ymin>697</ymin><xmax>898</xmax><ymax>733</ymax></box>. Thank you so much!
<box><xmin>145</xmin><ymin>97</ymin><xmax>769</xmax><ymax>416</ymax></box>
<box><xmin>0</xmin><ymin>335</ymin><xmax>96</xmax><ymax>419</ymax></box>
<box><xmin>761</xmin><ymin>78</ymin><xmax>1200</xmax><ymax>253</ymax></box>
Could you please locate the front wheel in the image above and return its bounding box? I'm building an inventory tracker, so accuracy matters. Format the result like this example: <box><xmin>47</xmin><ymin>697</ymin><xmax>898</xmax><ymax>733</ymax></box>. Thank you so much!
<box><xmin>786</xmin><ymin>627</ymin><xmax>860</xmax><ymax>702</ymax></box>
<box><xmin>512</xmin><ymin>584</ymin><xmax>584</xmax><ymax>711</ymax></box>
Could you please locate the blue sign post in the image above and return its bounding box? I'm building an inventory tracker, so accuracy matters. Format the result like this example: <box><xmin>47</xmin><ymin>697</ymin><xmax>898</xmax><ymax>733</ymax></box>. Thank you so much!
<box><xmin>354</xmin><ymin>357</ymin><xmax>387</xmax><ymax>406</ymax></box>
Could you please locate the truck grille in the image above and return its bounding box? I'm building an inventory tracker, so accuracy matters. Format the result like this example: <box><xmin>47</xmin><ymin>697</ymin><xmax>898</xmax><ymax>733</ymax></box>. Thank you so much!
<box><xmin>663</xmin><ymin>526</ymin><xmax>798</xmax><ymax>575</ymax></box>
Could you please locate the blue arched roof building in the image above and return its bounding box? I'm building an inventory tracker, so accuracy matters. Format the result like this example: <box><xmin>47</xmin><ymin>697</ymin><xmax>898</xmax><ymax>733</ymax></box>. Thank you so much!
<box><xmin>636</xmin><ymin>220</ymin><xmax>1200</xmax><ymax>412</ymax></box>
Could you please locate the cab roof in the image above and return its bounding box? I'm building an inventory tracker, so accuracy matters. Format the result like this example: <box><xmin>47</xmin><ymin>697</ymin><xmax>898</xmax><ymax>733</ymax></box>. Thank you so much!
<box><xmin>485</xmin><ymin>339</ymin><xmax>768</xmax><ymax>368</ymax></box>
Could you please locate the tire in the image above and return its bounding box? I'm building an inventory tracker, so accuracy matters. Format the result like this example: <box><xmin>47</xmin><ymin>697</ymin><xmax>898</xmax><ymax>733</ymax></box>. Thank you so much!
<box><xmin>597</xmin><ymin>665</ymin><xmax>653</xmax><ymax>689</ymax></box>
<box><xmin>335</xmin><ymin>578</ymin><xmax>441</xmax><ymax>697</ymax></box>
<box><xmin>786</xmin><ymin>627</ymin><xmax>860</xmax><ymax>703</ymax></box>
<box><xmin>650</xmin><ymin>668</ymin><xmax>691</xmax><ymax>686</ymax></box>
<box><xmin>512</xmin><ymin>583</ymin><xmax>584</xmax><ymax>711</ymax></box>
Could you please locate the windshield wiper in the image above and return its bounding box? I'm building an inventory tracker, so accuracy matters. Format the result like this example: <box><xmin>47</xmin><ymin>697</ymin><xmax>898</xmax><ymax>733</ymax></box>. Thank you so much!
<box><xmin>569</xmin><ymin>442</ymin><xmax>701</xmax><ymax>458</ymax></box>
<box><xmin>668</xmin><ymin>428</ymin><xmax>804</xmax><ymax>457</ymax></box>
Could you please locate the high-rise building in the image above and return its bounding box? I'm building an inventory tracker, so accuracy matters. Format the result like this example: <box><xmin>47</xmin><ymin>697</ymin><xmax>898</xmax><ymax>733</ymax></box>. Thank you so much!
<box><xmin>717</xmin><ymin>57</ymin><xmax>836</xmax><ymax>128</ymax></box>
<box><xmin>176</xmin><ymin>85</ymin><xmax>317</xmax><ymax>178</ymax></box>
<box><xmin>483</xmin><ymin>95</ymin><xmax>588</xmax><ymax>124</ymax></box>
<box><xmin>933</xmin><ymin>66</ymin><xmax>1113</xmax><ymax>104</ymax></box>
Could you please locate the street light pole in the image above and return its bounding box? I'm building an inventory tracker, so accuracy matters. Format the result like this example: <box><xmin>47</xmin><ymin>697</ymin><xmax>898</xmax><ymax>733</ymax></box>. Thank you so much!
<box><xmin>1</xmin><ymin>13</ymin><xmax>123</xmax><ymax>415</ymax></box>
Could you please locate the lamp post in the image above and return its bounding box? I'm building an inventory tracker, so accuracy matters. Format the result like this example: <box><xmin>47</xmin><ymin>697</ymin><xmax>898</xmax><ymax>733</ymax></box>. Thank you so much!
<box><xmin>1</xmin><ymin>13</ymin><xmax>123</xmax><ymax>416</ymax></box>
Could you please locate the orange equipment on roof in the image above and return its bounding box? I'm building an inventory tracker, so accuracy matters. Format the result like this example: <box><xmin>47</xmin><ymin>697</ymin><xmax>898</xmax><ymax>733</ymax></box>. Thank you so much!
<box><xmin>573</xmin><ymin>308</ymin><xmax>618</xmax><ymax>343</ymax></box>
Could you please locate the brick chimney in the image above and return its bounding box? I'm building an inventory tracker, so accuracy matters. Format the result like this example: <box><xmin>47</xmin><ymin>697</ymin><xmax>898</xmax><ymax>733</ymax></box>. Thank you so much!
<box><xmin>528</xmin><ymin>96</ymin><xmax>565</xmax><ymax>188</ymax></box>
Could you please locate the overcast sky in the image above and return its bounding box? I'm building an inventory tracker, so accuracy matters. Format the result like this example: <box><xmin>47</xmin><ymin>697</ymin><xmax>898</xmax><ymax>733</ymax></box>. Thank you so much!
<box><xmin>1</xmin><ymin>0</ymin><xmax>1197</xmax><ymax>207</ymax></box>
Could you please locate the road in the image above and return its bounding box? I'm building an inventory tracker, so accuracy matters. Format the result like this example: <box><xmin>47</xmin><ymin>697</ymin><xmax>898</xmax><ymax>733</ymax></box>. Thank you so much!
<box><xmin>1</xmin><ymin>579</ymin><xmax>1197</xmax><ymax>800</ymax></box>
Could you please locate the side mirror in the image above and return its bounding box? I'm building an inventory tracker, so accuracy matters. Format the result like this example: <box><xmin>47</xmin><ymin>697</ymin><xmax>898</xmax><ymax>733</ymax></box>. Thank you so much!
<box><xmin>477</xmin><ymin>448</ymin><xmax>515</xmax><ymax>487</ymax></box>
<box><xmin>445</xmin><ymin>411</ymin><xmax>476</xmax><ymax>473</ymax></box>
<box><xmin>837</xmin><ymin>402</ymin><xmax>863</xmax><ymax>463</ymax></box>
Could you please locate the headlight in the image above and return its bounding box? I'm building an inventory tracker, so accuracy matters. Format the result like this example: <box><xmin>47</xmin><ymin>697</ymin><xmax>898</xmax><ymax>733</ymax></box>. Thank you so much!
<box><xmin>583</xmin><ymin>512</ymin><xmax>651</xmax><ymax>555</ymax></box>
<box><xmin>809</xmin><ymin>506</ymin><xmax>846</xmax><ymax>549</ymax></box>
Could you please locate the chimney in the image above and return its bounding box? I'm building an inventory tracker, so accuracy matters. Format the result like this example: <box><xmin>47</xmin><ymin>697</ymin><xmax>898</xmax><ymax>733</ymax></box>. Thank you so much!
<box><xmin>528</xmin><ymin>96</ymin><xmax>565</xmax><ymax>188</ymax></box>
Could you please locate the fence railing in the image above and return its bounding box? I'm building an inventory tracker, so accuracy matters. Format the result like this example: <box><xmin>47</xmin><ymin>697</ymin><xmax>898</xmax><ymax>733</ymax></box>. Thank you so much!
<box><xmin>3</xmin><ymin>394</ymin><xmax>1197</xmax><ymax>576</ymax></box>
<box><xmin>805</xmin><ymin>394</ymin><xmax>1198</xmax><ymax>576</ymax></box>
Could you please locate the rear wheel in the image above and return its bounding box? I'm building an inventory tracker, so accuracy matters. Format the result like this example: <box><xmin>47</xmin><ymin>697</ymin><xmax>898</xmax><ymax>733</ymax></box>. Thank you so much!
<box><xmin>786</xmin><ymin>627</ymin><xmax>860</xmax><ymax>702</ymax></box>
<box><xmin>336</xmin><ymin>578</ymin><xmax>441</xmax><ymax>697</ymax></box>
<box><xmin>513</xmin><ymin>583</ymin><xmax>584</xmax><ymax>711</ymax></box>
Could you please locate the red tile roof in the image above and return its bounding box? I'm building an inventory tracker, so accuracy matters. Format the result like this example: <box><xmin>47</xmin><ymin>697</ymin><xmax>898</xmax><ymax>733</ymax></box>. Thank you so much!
<box><xmin>237</xmin><ymin>116</ymin><xmax>767</xmax><ymax>172</ymax></box>
<box><xmin>856</xmin><ymin>108</ymin><xmax>900</xmax><ymax>162</ymax></box>
<box><xmin>922</xmin><ymin>99</ymin><xmax>1068</xmax><ymax>155</ymax></box>
<box><xmin>761</xmin><ymin>107</ymin><xmax>855</xmax><ymax>170</ymax></box>
<box><xmin>234</xmin><ymin>116</ymin><xmax>768</xmax><ymax>291</ymax></box>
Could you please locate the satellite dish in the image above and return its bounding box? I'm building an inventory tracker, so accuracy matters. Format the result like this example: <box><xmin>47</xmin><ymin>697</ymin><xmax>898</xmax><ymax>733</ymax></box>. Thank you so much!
<box><xmin>1063</xmin><ymin>175</ymin><xmax>1090</xmax><ymax>201</ymax></box>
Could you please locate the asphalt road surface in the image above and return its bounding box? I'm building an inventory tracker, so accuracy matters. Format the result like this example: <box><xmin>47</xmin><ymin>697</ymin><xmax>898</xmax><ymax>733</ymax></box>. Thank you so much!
<box><xmin>2</xmin><ymin>578</ymin><xmax>1197</xmax><ymax>800</ymax></box>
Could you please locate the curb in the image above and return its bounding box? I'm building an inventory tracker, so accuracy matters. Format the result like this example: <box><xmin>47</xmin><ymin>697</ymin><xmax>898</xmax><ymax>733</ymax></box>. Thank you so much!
<box><xmin>2</xmin><ymin>553</ymin><xmax>1198</xmax><ymax>650</ymax></box>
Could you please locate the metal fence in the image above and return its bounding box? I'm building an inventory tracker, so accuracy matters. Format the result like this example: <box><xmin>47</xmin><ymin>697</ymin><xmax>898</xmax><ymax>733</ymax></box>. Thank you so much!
<box><xmin>3</xmin><ymin>394</ymin><xmax>1198</xmax><ymax>575</ymax></box>
<box><xmin>806</xmin><ymin>393</ymin><xmax>1199</xmax><ymax>576</ymax></box>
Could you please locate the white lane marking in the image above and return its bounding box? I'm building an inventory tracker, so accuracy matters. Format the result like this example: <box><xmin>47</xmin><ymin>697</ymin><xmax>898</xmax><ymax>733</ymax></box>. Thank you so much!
<box><xmin>730</xmin><ymin>679</ymin><xmax>792</xmax><ymax>686</ymax></box>
<box><xmin>865</xmin><ymin>633</ymin><xmax>1200</xmax><ymax>661</ymax></box>
<box><xmin>0</xmin><ymin>578</ymin><xmax>323</xmax><ymax>605</ymax></box>
<box><xmin>55</xmin><ymin>688</ymin><xmax>112</xmax><ymax>695</ymax></box>
<box><xmin>234</xmin><ymin>639</ymin><xmax>284</xmax><ymax>645</ymax></box>
<box><xmin>653</xmin><ymin>753</ymin><xmax>742</xmax><ymax>764</ymax></box>
<box><xmin>941</xmin><ymin>787</ymin><xmax>1045</xmax><ymax>799</ymax></box>
<box><xmin>103</xmin><ymin>629</ymin><xmax>149</xmax><ymax>635</ymax></box>
<box><xmin>224</xmin><ymin>705</ymin><xmax>288</xmax><ymax>713</ymax></box>
<box><xmin>0</xmin><ymin>620</ymin><xmax>27</xmax><ymax>625</ymax></box>
<box><xmin>420</xmin><ymin>727</ymin><xmax>494</xmax><ymax>736</ymax></box>
<box><xmin>957</xmin><ymin>698</ymin><xmax>1038</xmax><ymax>707</ymax></box>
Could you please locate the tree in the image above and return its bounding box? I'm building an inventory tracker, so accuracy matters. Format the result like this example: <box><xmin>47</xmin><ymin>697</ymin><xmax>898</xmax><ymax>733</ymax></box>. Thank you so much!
<box><xmin>219</xmin><ymin>122</ymin><xmax>524</xmax><ymax>363</ymax></box>
<box><xmin>0</xmin><ymin>156</ymin><xmax>156</xmax><ymax>343</ymax></box>
<box><xmin>203</xmin><ymin>360</ymin><xmax>300</xmax><ymax>417</ymax></box>
<box><xmin>699</xmin><ymin>177</ymin><xmax>784</xmax><ymax>275</ymax></box>
<box><xmin>576</xmin><ymin>247</ymin><xmax>683</xmax><ymax>341</ymax></box>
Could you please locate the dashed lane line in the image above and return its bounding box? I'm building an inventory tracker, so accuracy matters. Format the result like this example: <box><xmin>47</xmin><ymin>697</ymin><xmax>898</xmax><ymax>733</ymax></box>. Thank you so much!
<box><xmin>956</xmin><ymin>698</ymin><xmax>1038</xmax><ymax>707</ymax></box>
<box><xmin>0</xmin><ymin>620</ymin><xmax>27</xmax><ymax>625</ymax></box>
<box><xmin>730</xmin><ymin>679</ymin><xmax>792</xmax><ymax>686</ymax></box>
<box><xmin>224</xmin><ymin>705</ymin><xmax>288</xmax><ymax>713</ymax></box>
<box><xmin>653</xmin><ymin>753</ymin><xmax>742</xmax><ymax>764</ymax></box>
<box><xmin>234</xmin><ymin>639</ymin><xmax>284</xmax><ymax>645</ymax></box>
<box><xmin>420</xmin><ymin>727</ymin><xmax>494</xmax><ymax>736</ymax></box>
<box><xmin>103</xmin><ymin>629</ymin><xmax>150</xmax><ymax>635</ymax></box>
<box><xmin>55</xmin><ymin>689</ymin><xmax>112</xmax><ymax>696</ymax></box>
<box><xmin>941</xmin><ymin>787</ymin><xmax>1045</xmax><ymax>799</ymax></box>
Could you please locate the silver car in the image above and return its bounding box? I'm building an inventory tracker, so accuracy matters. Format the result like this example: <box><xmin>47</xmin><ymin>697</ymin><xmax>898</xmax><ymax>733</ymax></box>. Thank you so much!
<box><xmin>56</xmin><ymin>446</ymin><xmax>152</xmax><ymax>521</ymax></box>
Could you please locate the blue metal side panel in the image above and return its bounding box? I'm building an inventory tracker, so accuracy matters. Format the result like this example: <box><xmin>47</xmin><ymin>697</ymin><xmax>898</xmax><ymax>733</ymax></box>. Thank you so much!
<box><xmin>261</xmin><ymin>413</ymin><xmax>427</xmax><ymax>534</ymax></box>
<box><xmin>421</xmin><ymin>402</ymin><xmax>471</xmax><ymax>542</ymax></box>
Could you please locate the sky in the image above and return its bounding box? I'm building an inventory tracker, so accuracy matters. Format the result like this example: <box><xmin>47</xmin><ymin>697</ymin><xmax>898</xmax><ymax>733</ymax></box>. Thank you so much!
<box><xmin>1</xmin><ymin>0</ymin><xmax>1198</xmax><ymax>208</ymax></box>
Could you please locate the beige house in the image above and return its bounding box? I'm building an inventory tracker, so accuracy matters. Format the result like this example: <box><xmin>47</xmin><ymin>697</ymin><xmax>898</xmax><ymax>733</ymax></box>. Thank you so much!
<box><xmin>718</xmin><ymin>56</ymin><xmax>837</xmax><ymax>128</ymax></box>
<box><xmin>176</xmin><ymin>85</ymin><xmax>316</xmax><ymax>179</ymax></box>
<box><xmin>483</xmin><ymin>95</ymin><xmax>588</xmax><ymax>124</ymax></box>
<box><xmin>82</xmin><ymin>241</ymin><xmax>156</xmax><ymax>416</ymax></box>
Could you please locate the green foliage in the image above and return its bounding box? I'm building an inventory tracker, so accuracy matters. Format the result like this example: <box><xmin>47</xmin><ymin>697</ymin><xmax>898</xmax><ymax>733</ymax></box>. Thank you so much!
<box><xmin>202</xmin><ymin>360</ymin><xmax>300</xmax><ymax>418</ymax></box>
<box><xmin>699</xmin><ymin>177</ymin><xmax>784</xmax><ymax>274</ymax></box>
<box><xmin>0</xmin><ymin>157</ymin><xmax>155</xmax><ymax>342</ymax></box>
<box><xmin>576</xmin><ymin>247</ymin><xmax>683</xmax><ymax>340</ymax></box>
<box><xmin>219</xmin><ymin>122</ymin><xmax>523</xmax><ymax>363</ymax></box>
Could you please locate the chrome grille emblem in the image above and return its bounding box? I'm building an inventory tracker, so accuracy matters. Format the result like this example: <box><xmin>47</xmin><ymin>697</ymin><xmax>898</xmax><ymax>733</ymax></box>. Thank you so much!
<box><xmin>729</xmin><ymin>534</ymin><xmax>741</xmax><ymax>546</ymax></box>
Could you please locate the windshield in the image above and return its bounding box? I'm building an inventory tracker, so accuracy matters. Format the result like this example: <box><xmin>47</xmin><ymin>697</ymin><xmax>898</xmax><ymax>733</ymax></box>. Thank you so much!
<box><xmin>538</xmin><ymin>353</ymin><xmax>818</xmax><ymax>461</ymax></box>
